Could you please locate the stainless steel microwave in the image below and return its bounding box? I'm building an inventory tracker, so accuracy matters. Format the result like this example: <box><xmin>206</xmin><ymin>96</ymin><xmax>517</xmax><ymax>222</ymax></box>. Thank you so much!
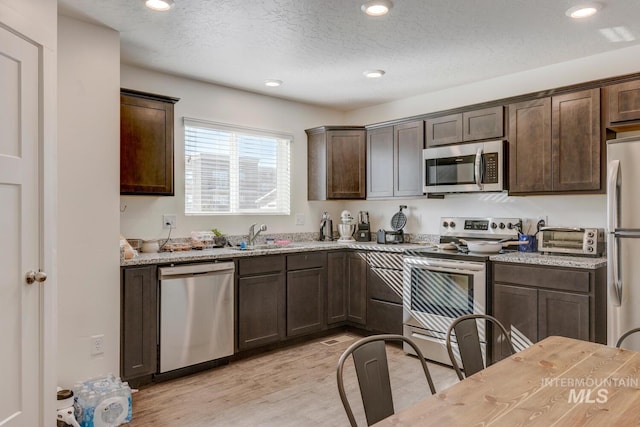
<box><xmin>423</xmin><ymin>140</ymin><xmax>506</xmax><ymax>194</ymax></box>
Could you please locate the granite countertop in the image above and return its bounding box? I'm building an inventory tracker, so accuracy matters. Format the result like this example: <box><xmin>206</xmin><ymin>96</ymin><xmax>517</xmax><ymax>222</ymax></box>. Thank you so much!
<box><xmin>122</xmin><ymin>241</ymin><xmax>607</xmax><ymax>269</ymax></box>
<box><xmin>121</xmin><ymin>241</ymin><xmax>425</xmax><ymax>267</ymax></box>
<box><xmin>490</xmin><ymin>252</ymin><xmax>607</xmax><ymax>269</ymax></box>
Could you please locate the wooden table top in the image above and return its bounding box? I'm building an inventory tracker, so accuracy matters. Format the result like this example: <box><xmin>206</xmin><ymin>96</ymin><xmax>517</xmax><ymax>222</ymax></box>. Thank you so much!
<box><xmin>374</xmin><ymin>336</ymin><xmax>640</xmax><ymax>426</ymax></box>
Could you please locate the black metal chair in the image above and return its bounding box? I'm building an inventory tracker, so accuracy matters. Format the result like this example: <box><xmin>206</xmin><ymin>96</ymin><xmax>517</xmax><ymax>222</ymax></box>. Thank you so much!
<box><xmin>446</xmin><ymin>314</ymin><xmax>514</xmax><ymax>380</ymax></box>
<box><xmin>616</xmin><ymin>327</ymin><xmax>640</xmax><ymax>348</ymax></box>
<box><xmin>336</xmin><ymin>334</ymin><xmax>436</xmax><ymax>426</ymax></box>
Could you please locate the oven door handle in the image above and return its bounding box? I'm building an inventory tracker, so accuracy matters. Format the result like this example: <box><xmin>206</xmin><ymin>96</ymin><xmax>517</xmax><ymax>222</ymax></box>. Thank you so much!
<box><xmin>539</xmin><ymin>226</ymin><xmax>585</xmax><ymax>232</ymax></box>
<box><xmin>405</xmin><ymin>258</ymin><xmax>485</xmax><ymax>272</ymax></box>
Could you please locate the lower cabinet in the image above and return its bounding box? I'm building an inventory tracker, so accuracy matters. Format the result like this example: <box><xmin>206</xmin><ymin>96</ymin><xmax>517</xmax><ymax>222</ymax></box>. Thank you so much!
<box><xmin>492</xmin><ymin>262</ymin><xmax>605</xmax><ymax>361</ymax></box>
<box><xmin>347</xmin><ymin>252</ymin><xmax>367</xmax><ymax>325</ymax></box>
<box><xmin>326</xmin><ymin>250</ymin><xmax>368</xmax><ymax>327</ymax></box>
<box><xmin>121</xmin><ymin>265</ymin><xmax>157</xmax><ymax>386</ymax></box>
<box><xmin>237</xmin><ymin>256</ymin><xmax>286</xmax><ymax>351</ymax></box>
<box><xmin>366</xmin><ymin>252</ymin><xmax>403</xmax><ymax>334</ymax></box>
<box><xmin>286</xmin><ymin>252</ymin><xmax>327</xmax><ymax>337</ymax></box>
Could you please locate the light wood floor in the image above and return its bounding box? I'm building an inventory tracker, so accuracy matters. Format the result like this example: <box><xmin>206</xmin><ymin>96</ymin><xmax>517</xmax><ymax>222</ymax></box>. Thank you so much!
<box><xmin>129</xmin><ymin>332</ymin><xmax>458</xmax><ymax>426</ymax></box>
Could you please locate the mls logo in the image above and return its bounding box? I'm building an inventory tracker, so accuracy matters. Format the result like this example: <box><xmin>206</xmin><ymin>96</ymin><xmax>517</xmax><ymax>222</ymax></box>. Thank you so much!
<box><xmin>568</xmin><ymin>388</ymin><xmax>608</xmax><ymax>404</ymax></box>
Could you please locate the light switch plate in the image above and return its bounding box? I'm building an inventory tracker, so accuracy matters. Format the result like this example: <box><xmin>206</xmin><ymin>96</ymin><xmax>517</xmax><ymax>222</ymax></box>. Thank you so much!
<box><xmin>295</xmin><ymin>213</ymin><xmax>305</xmax><ymax>225</ymax></box>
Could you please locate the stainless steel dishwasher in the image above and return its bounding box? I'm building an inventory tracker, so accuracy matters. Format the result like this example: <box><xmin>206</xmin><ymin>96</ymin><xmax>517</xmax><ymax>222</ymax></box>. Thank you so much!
<box><xmin>159</xmin><ymin>262</ymin><xmax>235</xmax><ymax>373</ymax></box>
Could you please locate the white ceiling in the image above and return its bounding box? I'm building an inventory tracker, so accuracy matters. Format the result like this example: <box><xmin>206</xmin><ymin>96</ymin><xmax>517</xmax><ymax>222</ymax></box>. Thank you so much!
<box><xmin>58</xmin><ymin>0</ymin><xmax>640</xmax><ymax>111</ymax></box>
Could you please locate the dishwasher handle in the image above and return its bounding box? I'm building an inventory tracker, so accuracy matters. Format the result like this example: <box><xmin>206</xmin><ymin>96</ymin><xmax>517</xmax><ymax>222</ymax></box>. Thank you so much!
<box><xmin>159</xmin><ymin>262</ymin><xmax>235</xmax><ymax>280</ymax></box>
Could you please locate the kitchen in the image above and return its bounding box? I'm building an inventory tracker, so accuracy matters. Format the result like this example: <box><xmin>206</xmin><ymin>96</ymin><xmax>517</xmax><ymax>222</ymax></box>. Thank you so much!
<box><xmin>4</xmin><ymin>0</ymin><xmax>640</xmax><ymax>425</ymax></box>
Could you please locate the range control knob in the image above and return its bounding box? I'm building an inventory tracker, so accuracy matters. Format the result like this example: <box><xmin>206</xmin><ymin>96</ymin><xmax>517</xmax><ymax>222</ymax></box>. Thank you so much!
<box><xmin>587</xmin><ymin>239</ymin><xmax>594</xmax><ymax>245</ymax></box>
<box><xmin>449</xmin><ymin>221</ymin><xmax>456</xmax><ymax>228</ymax></box>
<box><xmin>442</xmin><ymin>221</ymin><xmax>449</xmax><ymax>228</ymax></box>
<box><xmin>587</xmin><ymin>231</ymin><xmax>595</xmax><ymax>238</ymax></box>
<box><xmin>490</xmin><ymin>222</ymin><xmax>497</xmax><ymax>229</ymax></box>
<box><xmin>499</xmin><ymin>222</ymin><xmax>506</xmax><ymax>229</ymax></box>
<box><xmin>587</xmin><ymin>246</ymin><xmax>594</xmax><ymax>252</ymax></box>
<box><xmin>507</xmin><ymin>223</ymin><xmax>513</xmax><ymax>229</ymax></box>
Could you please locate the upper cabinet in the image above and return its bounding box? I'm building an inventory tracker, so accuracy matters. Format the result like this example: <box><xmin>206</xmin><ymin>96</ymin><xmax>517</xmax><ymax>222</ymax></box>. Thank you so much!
<box><xmin>120</xmin><ymin>89</ymin><xmax>179</xmax><ymax>196</ymax></box>
<box><xmin>367</xmin><ymin>120</ymin><xmax>424</xmax><ymax>198</ymax></box>
<box><xmin>508</xmin><ymin>89</ymin><xmax>601</xmax><ymax>194</ymax></box>
<box><xmin>306</xmin><ymin>126</ymin><xmax>366</xmax><ymax>200</ymax></box>
<box><xmin>425</xmin><ymin>106</ymin><xmax>503</xmax><ymax>147</ymax></box>
<box><xmin>605</xmin><ymin>79</ymin><xmax>640</xmax><ymax>131</ymax></box>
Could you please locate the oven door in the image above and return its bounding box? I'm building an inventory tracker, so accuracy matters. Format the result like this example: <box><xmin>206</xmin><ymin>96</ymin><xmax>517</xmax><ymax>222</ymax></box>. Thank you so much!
<box><xmin>402</xmin><ymin>256</ymin><xmax>487</xmax><ymax>364</ymax></box>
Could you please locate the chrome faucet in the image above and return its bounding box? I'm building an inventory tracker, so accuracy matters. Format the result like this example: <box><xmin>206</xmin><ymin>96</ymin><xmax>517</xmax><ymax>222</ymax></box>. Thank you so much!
<box><xmin>248</xmin><ymin>223</ymin><xmax>267</xmax><ymax>246</ymax></box>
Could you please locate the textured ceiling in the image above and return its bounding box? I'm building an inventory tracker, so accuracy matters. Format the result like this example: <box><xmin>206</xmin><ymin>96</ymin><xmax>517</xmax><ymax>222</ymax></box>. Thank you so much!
<box><xmin>58</xmin><ymin>0</ymin><xmax>640</xmax><ymax>110</ymax></box>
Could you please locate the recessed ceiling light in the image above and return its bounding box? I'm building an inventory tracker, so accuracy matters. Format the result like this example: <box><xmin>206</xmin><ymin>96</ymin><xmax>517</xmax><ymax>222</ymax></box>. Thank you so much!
<box><xmin>145</xmin><ymin>0</ymin><xmax>174</xmax><ymax>11</ymax></box>
<box><xmin>264</xmin><ymin>79</ymin><xmax>283</xmax><ymax>87</ymax></box>
<box><xmin>361</xmin><ymin>0</ymin><xmax>393</xmax><ymax>17</ymax></box>
<box><xmin>363</xmin><ymin>70</ymin><xmax>385</xmax><ymax>79</ymax></box>
<box><xmin>565</xmin><ymin>3</ymin><xmax>601</xmax><ymax>19</ymax></box>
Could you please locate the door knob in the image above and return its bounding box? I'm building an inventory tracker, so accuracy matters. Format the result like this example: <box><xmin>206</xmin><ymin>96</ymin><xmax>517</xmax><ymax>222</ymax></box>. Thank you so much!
<box><xmin>25</xmin><ymin>270</ymin><xmax>47</xmax><ymax>285</ymax></box>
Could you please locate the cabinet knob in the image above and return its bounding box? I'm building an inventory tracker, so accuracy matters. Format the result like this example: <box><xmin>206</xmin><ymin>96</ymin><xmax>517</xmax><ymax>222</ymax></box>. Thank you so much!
<box><xmin>25</xmin><ymin>270</ymin><xmax>47</xmax><ymax>285</ymax></box>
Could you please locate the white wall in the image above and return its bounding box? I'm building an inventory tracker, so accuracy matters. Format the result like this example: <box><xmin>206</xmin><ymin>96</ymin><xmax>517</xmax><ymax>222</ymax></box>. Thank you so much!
<box><xmin>119</xmin><ymin>65</ymin><xmax>346</xmax><ymax>240</ymax></box>
<box><xmin>57</xmin><ymin>16</ymin><xmax>120</xmax><ymax>386</ymax></box>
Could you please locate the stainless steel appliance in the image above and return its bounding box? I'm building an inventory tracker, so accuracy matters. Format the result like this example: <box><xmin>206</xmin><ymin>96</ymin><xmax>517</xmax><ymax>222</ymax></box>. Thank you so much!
<box><xmin>423</xmin><ymin>140</ymin><xmax>505</xmax><ymax>194</ymax></box>
<box><xmin>607</xmin><ymin>136</ymin><xmax>640</xmax><ymax>350</ymax></box>
<box><xmin>403</xmin><ymin>216</ymin><xmax>520</xmax><ymax>365</ymax></box>
<box><xmin>319</xmin><ymin>211</ymin><xmax>333</xmax><ymax>241</ymax></box>
<box><xmin>377</xmin><ymin>205</ymin><xmax>407</xmax><ymax>244</ymax></box>
<box><xmin>355</xmin><ymin>211</ymin><xmax>371</xmax><ymax>242</ymax></box>
<box><xmin>159</xmin><ymin>262</ymin><xmax>235</xmax><ymax>373</ymax></box>
<box><xmin>538</xmin><ymin>226</ymin><xmax>605</xmax><ymax>256</ymax></box>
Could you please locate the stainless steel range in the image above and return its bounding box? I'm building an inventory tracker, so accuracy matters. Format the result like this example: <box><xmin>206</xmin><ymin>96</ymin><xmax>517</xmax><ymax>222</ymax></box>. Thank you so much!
<box><xmin>402</xmin><ymin>216</ymin><xmax>521</xmax><ymax>365</ymax></box>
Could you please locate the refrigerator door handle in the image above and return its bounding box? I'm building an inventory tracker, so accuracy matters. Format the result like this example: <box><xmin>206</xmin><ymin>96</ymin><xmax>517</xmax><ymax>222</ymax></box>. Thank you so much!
<box><xmin>607</xmin><ymin>159</ymin><xmax>622</xmax><ymax>307</ymax></box>
<box><xmin>607</xmin><ymin>160</ymin><xmax>620</xmax><ymax>234</ymax></box>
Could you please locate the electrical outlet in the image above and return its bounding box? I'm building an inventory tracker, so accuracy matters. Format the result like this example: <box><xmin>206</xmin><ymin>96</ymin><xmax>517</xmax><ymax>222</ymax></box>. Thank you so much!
<box><xmin>91</xmin><ymin>334</ymin><xmax>104</xmax><ymax>356</ymax></box>
<box><xmin>163</xmin><ymin>214</ymin><xmax>177</xmax><ymax>229</ymax></box>
<box><xmin>295</xmin><ymin>213</ymin><xmax>305</xmax><ymax>225</ymax></box>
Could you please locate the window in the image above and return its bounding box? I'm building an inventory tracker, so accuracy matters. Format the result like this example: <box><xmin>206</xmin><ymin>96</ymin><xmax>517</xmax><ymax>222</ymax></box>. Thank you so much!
<box><xmin>184</xmin><ymin>118</ymin><xmax>291</xmax><ymax>215</ymax></box>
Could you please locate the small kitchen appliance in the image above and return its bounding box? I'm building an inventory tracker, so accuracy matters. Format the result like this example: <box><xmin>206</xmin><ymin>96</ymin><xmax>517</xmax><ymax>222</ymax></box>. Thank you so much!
<box><xmin>355</xmin><ymin>211</ymin><xmax>371</xmax><ymax>242</ymax></box>
<box><xmin>538</xmin><ymin>226</ymin><xmax>604</xmax><ymax>256</ymax></box>
<box><xmin>319</xmin><ymin>211</ymin><xmax>333</xmax><ymax>241</ymax></box>
<box><xmin>377</xmin><ymin>205</ymin><xmax>407</xmax><ymax>244</ymax></box>
<box><xmin>337</xmin><ymin>210</ymin><xmax>356</xmax><ymax>242</ymax></box>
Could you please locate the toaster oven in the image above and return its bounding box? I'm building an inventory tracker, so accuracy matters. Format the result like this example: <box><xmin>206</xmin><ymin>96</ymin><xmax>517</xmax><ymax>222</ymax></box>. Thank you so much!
<box><xmin>538</xmin><ymin>227</ymin><xmax>605</xmax><ymax>256</ymax></box>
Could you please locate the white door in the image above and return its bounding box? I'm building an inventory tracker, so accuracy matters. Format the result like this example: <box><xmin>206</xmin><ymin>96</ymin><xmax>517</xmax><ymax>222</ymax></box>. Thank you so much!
<box><xmin>0</xmin><ymin>25</ymin><xmax>42</xmax><ymax>426</ymax></box>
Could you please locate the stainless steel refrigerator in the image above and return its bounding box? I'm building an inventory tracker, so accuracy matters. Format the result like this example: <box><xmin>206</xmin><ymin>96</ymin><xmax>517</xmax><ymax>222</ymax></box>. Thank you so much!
<box><xmin>607</xmin><ymin>136</ymin><xmax>640</xmax><ymax>350</ymax></box>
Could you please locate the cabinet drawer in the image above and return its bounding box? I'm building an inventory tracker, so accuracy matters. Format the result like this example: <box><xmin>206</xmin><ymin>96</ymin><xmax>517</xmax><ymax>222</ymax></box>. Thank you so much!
<box><xmin>238</xmin><ymin>255</ymin><xmax>285</xmax><ymax>276</ymax></box>
<box><xmin>494</xmin><ymin>263</ymin><xmax>589</xmax><ymax>293</ymax></box>
<box><xmin>367</xmin><ymin>252</ymin><xmax>403</xmax><ymax>270</ymax></box>
<box><xmin>287</xmin><ymin>252</ymin><xmax>327</xmax><ymax>271</ymax></box>
<box><xmin>367</xmin><ymin>299</ymin><xmax>403</xmax><ymax>335</ymax></box>
<box><xmin>368</xmin><ymin>267</ymin><xmax>403</xmax><ymax>304</ymax></box>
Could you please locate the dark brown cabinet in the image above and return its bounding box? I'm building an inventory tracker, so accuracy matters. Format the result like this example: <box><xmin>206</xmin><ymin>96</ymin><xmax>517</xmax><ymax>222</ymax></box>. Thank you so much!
<box><xmin>426</xmin><ymin>106</ymin><xmax>503</xmax><ymax>147</ymax></box>
<box><xmin>237</xmin><ymin>256</ymin><xmax>286</xmax><ymax>351</ymax></box>
<box><xmin>366</xmin><ymin>120</ymin><xmax>424</xmax><ymax>198</ymax></box>
<box><xmin>366</xmin><ymin>252</ymin><xmax>403</xmax><ymax>334</ymax></box>
<box><xmin>121</xmin><ymin>265</ymin><xmax>157</xmax><ymax>386</ymax></box>
<box><xmin>120</xmin><ymin>89</ymin><xmax>179</xmax><ymax>195</ymax></box>
<box><xmin>508</xmin><ymin>89</ymin><xmax>601</xmax><ymax>194</ymax></box>
<box><xmin>605</xmin><ymin>79</ymin><xmax>640</xmax><ymax>129</ymax></box>
<box><xmin>306</xmin><ymin>126</ymin><xmax>366</xmax><ymax>200</ymax></box>
<box><xmin>347</xmin><ymin>251</ymin><xmax>367</xmax><ymax>325</ymax></box>
<box><xmin>286</xmin><ymin>253</ymin><xmax>327</xmax><ymax>337</ymax></box>
<box><xmin>492</xmin><ymin>262</ymin><xmax>606</xmax><ymax>361</ymax></box>
<box><xmin>327</xmin><ymin>251</ymin><xmax>348</xmax><ymax>324</ymax></box>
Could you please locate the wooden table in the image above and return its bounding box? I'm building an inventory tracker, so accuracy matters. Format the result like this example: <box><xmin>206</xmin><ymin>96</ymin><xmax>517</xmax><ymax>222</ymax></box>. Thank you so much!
<box><xmin>375</xmin><ymin>336</ymin><xmax>640</xmax><ymax>426</ymax></box>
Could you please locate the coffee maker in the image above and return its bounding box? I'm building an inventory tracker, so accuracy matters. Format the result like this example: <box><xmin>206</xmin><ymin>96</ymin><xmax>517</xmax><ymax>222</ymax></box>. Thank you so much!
<box><xmin>355</xmin><ymin>211</ymin><xmax>371</xmax><ymax>242</ymax></box>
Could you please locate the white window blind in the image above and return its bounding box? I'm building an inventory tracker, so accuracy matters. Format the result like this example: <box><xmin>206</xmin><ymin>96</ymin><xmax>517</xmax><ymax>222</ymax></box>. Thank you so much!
<box><xmin>184</xmin><ymin>118</ymin><xmax>291</xmax><ymax>215</ymax></box>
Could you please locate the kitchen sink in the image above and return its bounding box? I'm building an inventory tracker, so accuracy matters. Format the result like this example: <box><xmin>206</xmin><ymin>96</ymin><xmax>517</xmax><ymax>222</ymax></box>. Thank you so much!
<box><xmin>231</xmin><ymin>244</ymin><xmax>297</xmax><ymax>251</ymax></box>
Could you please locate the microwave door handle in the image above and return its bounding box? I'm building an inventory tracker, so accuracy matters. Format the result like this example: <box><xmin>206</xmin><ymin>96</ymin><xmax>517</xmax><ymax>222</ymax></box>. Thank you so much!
<box><xmin>607</xmin><ymin>159</ymin><xmax>622</xmax><ymax>306</ymax></box>
<box><xmin>474</xmin><ymin>147</ymin><xmax>483</xmax><ymax>190</ymax></box>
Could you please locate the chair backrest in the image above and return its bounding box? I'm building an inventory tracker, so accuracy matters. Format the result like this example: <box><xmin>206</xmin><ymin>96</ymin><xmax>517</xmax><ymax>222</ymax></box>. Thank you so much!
<box><xmin>616</xmin><ymin>327</ymin><xmax>640</xmax><ymax>348</ymax></box>
<box><xmin>336</xmin><ymin>334</ymin><xmax>436</xmax><ymax>427</ymax></box>
<box><xmin>446</xmin><ymin>314</ymin><xmax>514</xmax><ymax>380</ymax></box>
